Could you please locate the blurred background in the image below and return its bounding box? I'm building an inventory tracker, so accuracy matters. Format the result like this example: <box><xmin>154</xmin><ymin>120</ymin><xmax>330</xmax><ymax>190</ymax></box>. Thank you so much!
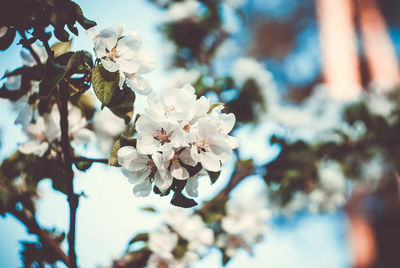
<box><xmin>1</xmin><ymin>0</ymin><xmax>400</xmax><ymax>267</ymax></box>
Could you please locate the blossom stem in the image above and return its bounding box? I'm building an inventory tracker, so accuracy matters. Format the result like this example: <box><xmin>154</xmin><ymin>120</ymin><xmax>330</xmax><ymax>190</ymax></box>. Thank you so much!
<box><xmin>56</xmin><ymin>83</ymin><xmax>79</xmax><ymax>268</ymax></box>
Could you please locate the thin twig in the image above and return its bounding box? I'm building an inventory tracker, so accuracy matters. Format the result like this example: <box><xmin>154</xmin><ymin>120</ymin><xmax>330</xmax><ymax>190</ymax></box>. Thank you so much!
<box><xmin>74</xmin><ymin>156</ymin><xmax>109</xmax><ymax>164</ymax></box>
<box><xmin>18</xmin><ymin>30</ymin><xmax>44</xmax><ymax>69</ymax></box>
<box><xmin>9</xmin><ymin>207</ymin><xmax>70</xmax><ymax>267</ymax></box>
<box><xmin>56</xmin><ymin>84</ymin><xmax>79</xmax><ymax>268</ymax></box>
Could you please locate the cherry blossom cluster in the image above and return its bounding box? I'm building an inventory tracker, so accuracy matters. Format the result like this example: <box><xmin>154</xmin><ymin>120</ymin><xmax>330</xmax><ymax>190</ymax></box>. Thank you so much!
<box><xmin>87</xmin><ymin>25</ymin><xmax>156</xmax><ymax>94</ymax></box>
<box><xmin>18</xmin><ymin>104</ymin><xmax>95</xmax><ymax>157</ymax></box>
<box><xmin>216</xmin><ymin>197</ymin><xmax>270</xmax><ymax>257</ymax></box>
<box><xmin>117</xmin><ymin>84</ymin><xmax>238</xmax><ymax>197</ymax></box>
<box><xmin>146</xmin><ymin>209</ymin><xmax>213</xmax><ymax>267</ymax></box>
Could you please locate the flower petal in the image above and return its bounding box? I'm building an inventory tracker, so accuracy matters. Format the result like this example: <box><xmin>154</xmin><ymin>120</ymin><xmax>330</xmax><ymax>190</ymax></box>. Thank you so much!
<box><xmin>128</xmin><ymin>75</ymin><xmax>152</xmax><ymax>95</ymax></box>
<box><xmin>132</xmin><ymin>179</ymin><xmax>152</xmax><ymax>197</ymax></box>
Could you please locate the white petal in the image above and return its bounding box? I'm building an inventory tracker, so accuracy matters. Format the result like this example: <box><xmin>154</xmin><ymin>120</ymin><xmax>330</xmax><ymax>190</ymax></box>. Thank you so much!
<box><xmin>101</xmin><ymin>59</ymin><xmax>120</xmax><ymax>72</ymax></box>
<box><xmin>18</xmin><ymin>141</ymin><xmax>49</xmax><ymax>157</ymax></box>
<box><xmin>0</xmin><ymin>26</ymin><xmax>7</xmax><ymax>38</ymax></box>
<box><xmin>72</xmin><ymin>128</ymin><xmax>96</xmax><ymax>144</ymax></box>
<box><xmin>186</xmin><ymin>176</ymin><xmax>199</xmax><ymax>197</ymax></box>
<box><xmin>129</xmin><ymin>168</ymin><xmax>151</xmax><ymax>184</ymax></box>
<box><xmin>128</xmin><ymin>75</ymin><xmax>152</xmax><ymax>95</ymax></box>
<box><xmin>132</xmin><ymin>179</ymin><xmax>152</xmax><ymax>197</ymax></box>
<box><xmin>86</xmin><ymin>27</ymin><xmax>98</xmax><ymax>40</ymax></box>
<box><xmin>200</xmin><ymin>152</ymin><xmax>221</xmax><ymax>172</ymax></box>
<box><xmin>137</xmin><ymin>135</ymin><xmax>159</xmax><ymax>155</ymax></box>
<box><xmin>179</xmin><ymin>148</ymin><xmax>197</xmax><ymax>166</ymax></box>
<box><xmin>5</xmin><ymin>74</ymin><xmax>22</xmax><ymax>90</ymax></box>
<box><xmin>210</xmin><ymin>137</ymin><xmax>232</xmax><ymax>162</ymax></box>
<box><xmin>117</xmin><ymin>146</ymin><xmax>136</xmax><ymax>165</ymax></box>
<box><xmin>154</xmin><ymin>171</ymin><xmax>172</xmax><ymax>191</ymax></box>
<box><xmin>171</xmin><ymin>163</ymin><xmax>189</xmax><ymax>180</ymax></box>
<box><xmin>119</xmin><ymin>71</ymin><xmax>126</xmax><ymax>89</ymax></box>
<box><xmin>136</xmin><ymin>115</ymin><xmax>158</xmax><ymax>135</ymax></box>
<box><xmin>137</xmin><ymin>52</ymin><xmax>156</xmax><ymax>74</ymax></box>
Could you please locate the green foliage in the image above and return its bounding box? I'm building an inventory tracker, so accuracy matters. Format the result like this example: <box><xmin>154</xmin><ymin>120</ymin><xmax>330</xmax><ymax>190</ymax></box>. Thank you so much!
<box><xmin>226</xmin><ymin>78</ymin><xmax>265</xmax><ymax>123</ymax></box>
<box><xmin>207</xmin><ymin>102</ymin><xmax>224</xmax><ymax>114</ymax></box>
<box><xmin>39</xmin><ymin>58</ymin><xmax>67</xmax><ymax>97</ymax></box>
<box><xmin>0</xmin><ymin>0</ymin><xmax>96</xmax><ymax>49</ymax></box>
<box><xmin>107</xmin><ymin>85</ymin><xmax>136</xmax><ymax>124</ymax></box>
<box><xmin>92</xmin><ymin>65</ymin><xmax>120</xmax><ymax>107</ymax></box>
<box><xmin>128</xmin><ymin>233</ymin><xmax>149</xmax><ymax>246</ymax></box>
<box><xmin>74</xmin><ymin>159</ymin><xmax>93</xmax><ymax>172</ymax></box>
<box><xmin>51</xmin><ymin>40</ymin><xmax>72</xmax><ymax>58</ymax></box>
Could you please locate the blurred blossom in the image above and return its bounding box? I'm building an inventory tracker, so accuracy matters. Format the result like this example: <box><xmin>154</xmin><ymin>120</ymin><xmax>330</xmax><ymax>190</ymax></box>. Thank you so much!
<box><xmin>3</xmin><ymin>71</ymin><xmax>21</xmax><ymax>91</ymax></box>
<box><xmin>217</xmin><ymin>197</ymin><xmax>271</xmax><ymax>257</ymax></box>
<box><xmin>308</xmin><ymin>161</ymin><xmax>347</xmax><ymax>213</ymax></box>
<box><xmin>232</xmin><ymin>57</ymin><xmax>279</xmax><ymax>110</ymax></box>
<box><xmin>93</xmin><ymin>109</ymin><xmax>125</xmax><ymax>155</ymax></box>
<box><xmin>166</xmin><ymin>0</ymin><xmax>201</xmax><ymax>22</ymax></box>
<box><xmin>164</xmin><ymin>68</ymin><xmax>200</xmax><ymax>90</ymax></box>
<box><xmin>364</xmin><ymin>90</ymin><xmax>396</xmax><ymax>119</ymax></box>
<box><xmin>224</xmin><ymin>0</ymin><xmax>246</xmax><ymax>8</ymax></box>
<box><xmin>18</xmin><ymin>104</ymin><xmax>95</xmax><ymax>157</ymax></box>
<box><xmin>20</xmin><ymin>44</ymin><xmax>48</xmax><ymax>67</ymax></box>
<box><xmin>163</xmin><ymin>209</ymin><xmax>214</xmax><ymax>250</ymax></box>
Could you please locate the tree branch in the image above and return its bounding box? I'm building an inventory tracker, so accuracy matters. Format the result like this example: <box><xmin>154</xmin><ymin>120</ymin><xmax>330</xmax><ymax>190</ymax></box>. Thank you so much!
<box><xmin>74</xmin><ymin>156</ymin><xmax>109</xmax><ymax>165</ymax></box>
<box><xmin>18</xmin><ymin>30</ymin><xmax>44</xmax><ymax>69</ymax></box>
<box><xmin>9</xmin><ymin>207</ymin><xmax>70</xmax><ymax>267</ymax></box>
<box><xmin>56</xmin><ymin>84</ymin><xmax>79</xmax><ymax>268</ymax></box>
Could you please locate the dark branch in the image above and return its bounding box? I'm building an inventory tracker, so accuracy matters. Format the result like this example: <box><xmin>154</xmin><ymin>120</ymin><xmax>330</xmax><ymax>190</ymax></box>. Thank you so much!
<box><xmin>74</xmin><ymin>156</ymin><xmax>109</xmax><ymax>165</ymax></box>
<box><xmin>18</xmin><ymin>30</ymin><xmax>44</xmax><ymax>69</ymax></box>
<box><xmin>9</xmin><ymin>207</ymin><xmax>70</xmax><ymax>267</ymax></box>
<box><xmin>56</xmin><ymin>83</ymin><xmax>79</xmax><ymax>268</ymax></box>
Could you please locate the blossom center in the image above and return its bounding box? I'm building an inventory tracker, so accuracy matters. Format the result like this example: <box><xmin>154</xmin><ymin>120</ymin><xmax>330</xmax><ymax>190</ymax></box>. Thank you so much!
<box><xmin>154</xmin><ymin>128</ymin><xmax>171</xmax><ymax>145</ymax></box>
<box><xmin>171</xmin><ymin>153</ymin><xmax>179</xmax><ymax>164</ymax></box>
<box><xmin>183</xmin><ymin>124</ymin><xmax>191</xmax><ymax>132</ymax></box>
<box><xmin>107</xmin><ymin>47</ymin><xmax>119</xmax><ymax>62</ymax></box>
<box><xmin>146</xmin><ymin>158</ymin><xmax>156</xmax><ymax>170</ymax></box>
<box><xmin>164</xmin><ymin>105</ymin><xmax>176</xmax><ymax>116</ymax></box>
<box><xmin>194</xmin><ymin>138</ymin><xmax>210</xmax><ymax>152</ymax></box>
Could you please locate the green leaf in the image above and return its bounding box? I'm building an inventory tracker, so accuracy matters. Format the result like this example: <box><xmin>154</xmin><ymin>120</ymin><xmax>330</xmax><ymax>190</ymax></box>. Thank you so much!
<box><xmin>39</xmin><ymin>59</ymin><xmax>67</xmax><ymax>97</ymax></box>
<box><xmin>75</xmin><ymin>159</ymin><xmax>93</xmax><ymax>172</ymax></box>
<box><xmin>51</xmin><ymin>40</ymin><xmax>72</xmax><ymax>58</ymax></box>
<box><xmin>207</xmin><ymin>170</ymin><xmax>221</xmax><ymax>184</ymax></box>
<box><xmin>128</xmin><ymin>233</ymin><xmax>149</xmax><ymax>246</ymax></box>
<box><xmin>91</xmin><ymin>65</ymin><xmax>119</xmax><ymax>107</ymax></box>
<box><xmin>107</xmin><ymin>85</ymin><xmax>136</xmax><ymax>124</ymax></box>
<box><xmin>207</xmin><ymin>102</ymin><xmax>224</xmax><ymax>114</ymax></box>
<box><xmin>108</xmin><ymin>139</ymin><xmax>121</xmax><ymax>167</ymax></box>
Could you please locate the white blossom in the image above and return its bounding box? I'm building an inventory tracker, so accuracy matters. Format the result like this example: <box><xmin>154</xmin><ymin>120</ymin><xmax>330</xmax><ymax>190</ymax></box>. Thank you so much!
<box><xmin>308</xmin><ymin>161</ymin><xmax>347</xmax><ymax>213</ymax></box>
<box><xmin>20</xmin><ymin>44</ymin><xmax>48</xmax><ymax>67</ymax></box>
<box><xmin>135</xmin><ymin>115</ymin><xmax>185</xmax><ymax>155</ymax></box>
<box><xmin>148</xmin><ymin>227</ymin><xmax>178</xmax><ymax>258</ymax></box>
<box><xmin>166</xmin><ymin>0</ymin><xmax>201</xmax><ymax>22</ymax></box>
<box><xmin>217</xmin><ymin>197</ymin><xmax>270</xmax><ymax>257</ymax></box>
<box><xmin>93</xmin><ymin>109</ymin><xmax>125</xmax><ymax>154</ymax></box>
<box><xmin>88</xmin><ymin>25</ymin><xmax>156</xmax><ymax>94</ymax></box>
<box><xmin>18</xmin><ymin>104</ymin><xmax>95</xmax><ymax>156</ymax></box>
<box><xmin>190</xmin><ymin>117</ymin><xmax>233</xmax><ymax>172</ymax></box>
<box><xmin>163</xmin><ymin>209</ymin><xmax>214</xmax><ymax>250</ymax></box>
<box><xmin>117</xmin><ymin>146</ymin><xmax>172</xmax><ymax>196</ymax></box>
<box><xmin>164</xmin><ymin>68</ymin><xmax>200</xmax><ymax>90</ymax></box>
